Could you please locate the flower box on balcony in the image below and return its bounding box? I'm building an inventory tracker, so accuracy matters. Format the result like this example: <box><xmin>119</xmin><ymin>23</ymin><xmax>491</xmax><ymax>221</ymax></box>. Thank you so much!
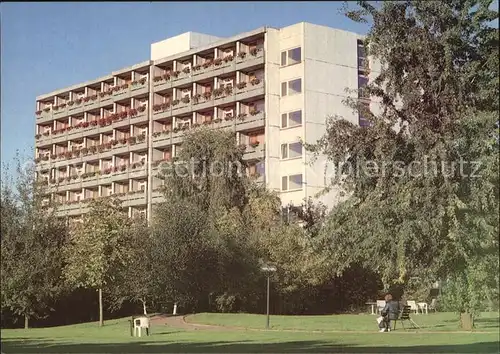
<box><xmin>75</xmin><ymin>98</ymin><xmax>83</xmax><ymax>105</ymax></box>
<box><xmin>35</xmin><ymin>134</ymin><xmax>42</xmax><ymax>139</ymax></box>
<box><xmin>91</xmin><ymin>95</ymin><xmax>98</xmax><ymax>101</ymax></box>
<box><xmin>34</xmin><ymin>157</ymin><xmax>41</xmax><ymax>163</ymax></box>
<box><xmin>83</xmin><ymin>97</ymin><xmax>91</xmax><ymax>103</ymax></box>
<box><xmin>223</xmin><ymin>55</ymin><xmax>234</xmax><ymax>63</ymax></box>
<box><xmin>181</xmin><ymin>96</ymin><xmax>190</xmax><ymax>104</ymax></box>
<box><xmin>250</xmin><ymin>78</ymin><xmax>261</xmax><ymax>86</ymax></box>
<box><xmin>128</xmin><ymin>108</ymin><xmax>138</xmax><ymax>117</ymax></box>
<box><xmin>172</xmin><ymin>99</ymin><xmax>180</xmax><ymax>106</ymax></box>
<box><xmin>127</xmin><ymin>136</ymin><xmax>137</xmax><ymax>145</ymax></box>
<box><xmin>192</xmin><ymin>123</ymin><xmax>201</xmax><ymax>129</ymax></box>
<box><xmin>202</xmin><ymin>120</ymin><xmax>212</xmax><ymax>126</ymax></box>
<box><xmin>42</xmin><ymin>155</ymin><xmax>50</xmax><ymax>161</ymax></box>
<box><xmin>223</xmin><ymin>86</ymin><xmax>233</xmax><ymax>96</ymax></box>
<box><xmin>250</xmin><ymin>48</ymin><xmax>260</xmax><ymax>56</ymax></box>
<box><xmin>202</xmin><ymin>60</ymin><xmax>213</xmax><ymax>69</ymax></box>
<box><xmin>137</xmin><ymin>105</ymin><xmax>146</xmax><ymax>113</ymax></box>
<box><xmin>250</xmin><ymin>142</ymin><xmax>260</xmax><ymax>148</ymax></box>
<box><xmin>152</xmin><ymin>132</ymin><xmax>162</xmax><ymax>138</ymax></box>
<box><xmin>173</xmin><ymin>127</ymin><xmax>180</xmax><ymax>133</ymax></box>
<box><xmin>171</xmin><ymin>71</ymin><xmax>180</xmax><ymax>79</ymax></box>
<box><xmin>213</xmin><ymin>58</ymin><xmax>223</xmax><ymax>66</ymax></box>
<box><xmin>236</xmin><ymin>82</ymin><xmax>247</xmax><ymax>90</ymax></box>
<box><xmin>42</xmin><ymin>131</ymin><xmax>50</xmax><ymax>137</ymax></box>
<box><xmin>36</xmin><ymin>110</ymin><xmax>42</xmax><ymax>116</ymax></box>
<box><xmin>237</xmin><ymin>113</ymin><xmax>247</xmax><ymax>121</ymax></box>
<box><xmin>213</xmin><ymin>118</ymin><xmax>222</xmax><ymax>123</ymax></box>
<box><xmin>136</xmin><ymin>134</ymin><xmax>146</xmax><ymax>143</ymax></box>
<box><xmin>182</xmin><ymin>67</ymin><xmax>191</xmax><ymax>74</ymax></box>
<box><xmin>192</xmin><ymin>94</ymin><xmax>202</xmax><ymax>104</ymax></box>
<box><xmin>153</xmin><ymin>76</ymin><xmax>163</xmax><ymax>82</ymax></box>
<box><xmin>193</xmin><ymin>65</ymin><xmax>202</xmax><ymax>72</ymax></box>
<box><xmin>237</xmin><ymin>52</ymin><xmax>247</xmax><ymax>59</ymax></box>
<box><xmin>43</xmin><ymin>107</ymin><xmax>51</xmax><ymax>112</ymax></box>
<box><xmin>238</xmin><ymin>144</ymin><xmax>247</xmax><ymax>151</ymax></box>
<box><xmin>90</xmin><ymin>120</ymin><xmax>98</xmax><ymax>126</ymax></box>
<box><xmin>119</xmin><ymin>138</ymin><xmax>127</xmax><ymax>145</ymax></box>
<box><xmin>203</xmin><ymin>91</ymin><xmax>212</xmax><ymax>100</ymax></box>
<box><xmin>250</xmin><ymin>110</ymin><xmax>261</xmax><ymax>116</ymax></box>
<box><xmin>121</xmin><ymin>84</ymin><xmax>129</xmax><ymax>90</ymax></box>
<box><xmin>212</xmin><ymin>88</ymin><xmax>224</xmax><ymax>98</ymax></box>
<box><xmin>224</xmin><ymin>114</ymin><xmax>234</xmax><ymax>121</ymax></box>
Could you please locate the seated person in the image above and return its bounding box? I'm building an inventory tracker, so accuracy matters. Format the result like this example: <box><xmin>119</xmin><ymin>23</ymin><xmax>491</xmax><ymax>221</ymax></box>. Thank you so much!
<box><xmin>379</xmin><ymin>293</ymin><xmax>399</xmax><ymax>332</ymax></box>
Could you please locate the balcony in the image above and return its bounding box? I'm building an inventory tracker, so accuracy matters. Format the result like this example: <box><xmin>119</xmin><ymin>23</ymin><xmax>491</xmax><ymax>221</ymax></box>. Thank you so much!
<box><xmin>242</xmin><ymin>143</ymin><xmax>265</xmax><ymax>161</ymax></box>
<box><xmin>152</xmin><ymin>80</ymin><xmax>264</xmax><ymax>121</ymax></box>
<box><xmin>152</xmin><ymin>49</ymin><xmax>265</xmax><ymax>92</ymax></box>
<box><xmin>113</xmin><ymin>79</ymin><xmax>149</xmax><ymax>101</ymax></box>
<box><xmin>235</xmin><ymin>111</ymin><xmax>265</xmax><ymax>132</ymax></box>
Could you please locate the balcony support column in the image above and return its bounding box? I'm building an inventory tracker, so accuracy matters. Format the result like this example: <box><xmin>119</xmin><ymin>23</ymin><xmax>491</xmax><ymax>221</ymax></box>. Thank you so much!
<box><xmin>236</xmin><ymin>41</ymin><xmax>240</xmax><ymax>54</ymax></box>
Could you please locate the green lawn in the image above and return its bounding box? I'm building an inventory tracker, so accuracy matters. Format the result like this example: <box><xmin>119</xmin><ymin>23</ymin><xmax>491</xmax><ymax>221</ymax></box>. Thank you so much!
<box><xmin>1</xmin><ymin>313</ymin><xmax>499</xmax><ymax>353</ymax></box>
<box><xmin>187</xmin><ymin>311</ymin><xmax>500</xmax><ymax>332</ymax></box>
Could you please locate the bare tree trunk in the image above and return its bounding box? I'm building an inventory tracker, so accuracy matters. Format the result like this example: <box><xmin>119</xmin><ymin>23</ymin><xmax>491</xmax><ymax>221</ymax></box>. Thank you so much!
<box><xmin>141</xmin><ymin>299</ymin><xmax>148</xmax><ymax>316</ymax></box>
<box><xmin>98</xmin><ymin>288</ymin><xmax>104</xmax><ymax>327</ymax></box>
<box><xmin>460</xmin><ymin>312</ymin><xmax>474</xmax><ymax>330</ymax></box>
<box><xmin>24</xmin><ymin>314</ymin><xmax>29</xmax><ymax>329</ymax></box>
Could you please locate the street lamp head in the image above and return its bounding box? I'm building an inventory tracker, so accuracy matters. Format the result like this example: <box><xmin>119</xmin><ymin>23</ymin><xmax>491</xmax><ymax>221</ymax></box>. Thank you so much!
<box><xmin>261</xmin><ymin>265</ymin><xmax>276</xmax><ymax>272</ymax></box>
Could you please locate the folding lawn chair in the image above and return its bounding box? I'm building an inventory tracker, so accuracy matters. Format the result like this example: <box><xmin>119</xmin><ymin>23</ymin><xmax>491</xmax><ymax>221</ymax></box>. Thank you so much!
<box><xmin>393</xmin><ymin>305</ymin><xmax>420</xmax><ymax>330</ymax></box>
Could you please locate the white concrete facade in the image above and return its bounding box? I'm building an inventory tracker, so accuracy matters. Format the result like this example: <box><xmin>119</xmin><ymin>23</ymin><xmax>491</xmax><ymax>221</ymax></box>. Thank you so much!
<box><xmin>34</xmin><ymin>22</ymin><xmax>374</xmax><ymax>221</ymax></box>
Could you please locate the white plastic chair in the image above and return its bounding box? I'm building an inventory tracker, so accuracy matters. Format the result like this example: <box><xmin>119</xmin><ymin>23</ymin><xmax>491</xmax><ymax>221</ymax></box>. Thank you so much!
<box><xmin>376</xmin><ymin>300</ymin><xmax>386</xmax><ymax>313</ymax></box>
<box><xmin>407</xmin><ymin>300</ymin><xmax>419</xmax><ymax>314</ymax></box>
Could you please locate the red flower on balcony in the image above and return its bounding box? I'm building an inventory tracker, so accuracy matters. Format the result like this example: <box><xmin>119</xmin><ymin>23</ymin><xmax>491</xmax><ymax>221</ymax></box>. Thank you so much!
<box><xmin>237</xmin><ymin>51</ymin><xmax>247</xmax><ymax>59</ymax></box>
<box><xmin>182</xmin><ymin>67</ymin><xmax>191</xmax><ymax>74</ymax></box>
<box><xmin>72</xmin><ymin>150</ymin><xmax>80</xmax><ymax>157</ymax></box>
<box><xmin>83</xmin><ymin>97</ymin><xmax>91</xmax><ymax>102</ymax></box>
<box><xmin>224</xmin><ymin>113</ymin><xmax>234</xmax><ymax>121</ymax></box>
<box><xmin>104</xmin><ymin>142</ymin><xmax>112</xmax><ymax>149</ymax></box>
<box><xmin>139</xmin><ymin>77</ymin><xmax>147</xmax><ymax>85</ymax></box>
<box><xmin>98</xmin><ymin>119</ymin><xmax>106</xmax><ymax>127</ymax></box>
<box><xmin>137</xmin><ymin>105</ymin><xmax>146</xmax><ymax>113</ymax></box>
<box><xmin>181</xmin><ymin>96</ymin><xmax>190</xmax><ymax>104</ymax></box>
<box><xmin>110</xmin><ymin>139</ymin><xmax>118</xmax><ymax>146</ymax></box>
<box><xmin>89</xmin><ymin>146</ymin><xmax>98</xmax><ymax>153</ymax></box>
<box><xmin>119</xmin><ymin>138</ymin><xmax>127</xmax><ymax>145</ymax></box>
<box><xmin>131</xmin><ymin>80</ymin><xmax>138</xmax><ymax>86</ymax></box>
<box><xmin>127</xmin><ymin>136</ymin><xmax>137</xmax><ymax>145</ymax></box>
<box><xmin>50</xmin><ymin>154</ymin><xmax>57</xmax><ymax>160</ymax></box>
<box><xmin>75</xmin><ymin>98</ymin><xmax>83</xmax><ymax>105</ymax></box>
<box><xmin>121</xmin><ymin>84</ymin><xmax>129</xmax><ymax>90</ymax></box>
<box><xmin>81</xmin><ymin>147</ymin><xmax>89</xmax><ymax>155</ymax></box>
<box><xmin>153</xmin><ymin>104</ymin><xmax>162</xmax><ymax>112</ymax></box>
<box><xmin>36</xmin><ymin>110</ymin><xmax>42</xmax><ymax>116</ymax></box>
<box><xmin>99</xmin><ymin>92</ymin><xmax>106</xmax><ymax>98</ymax></box>
<box><xmin>104</xmin><ymin>168</ymin><xmax>112</xmax><ymax>175</ymax></box>
<box><xmin>66</xmin><ymin>126</ymin><xmax>73</xmax><ymax>132</ymax></box>
<box><xmin>64</xmin><ymin>151</ymin><xmax>72</xmax><ymax>159</ymax></box>
<box><xmin>193</xmin><ymin>65</ymin><xmax>202</xmax><ymax>71</ymax></box>
<box><xmin>153</xmin><ymin>76</ymin><xmax>163</xmax><ymax>82</ymax></box>
<box><xmin>250</xmin><ymin>48</ymin><xmax>259</xmax><ymax>56</ymax></box>
<box><xmin>67</xmin><ymin>101</ymin><xmax>75</xmax><ymax>106</ymax></box>
<box><xmin>113</xmin><ymin>86</ymin><xmax>121</xmax><ymax>92</ymax></box>
<box><xmin>90</xmin><ymin>120</ymin><xmax>98</xmax><ymax>126</ymax></box>
<box><xmin>223</xmin><ymin>55</ymin><xmax>234</xmax><ymax>62</ymax></box>
<box><xmin>112</xmin><ymin>166</ymin><xmax>119</xmax><ymax>172</ymax></box>
<box><xmin>203</xmin><ymin>91</ymin><xmax>212</xmax><ymax>100</ymax></box>
<box><xmin>202</xmin><ymin>60</ymin><xmax>213</xmax><ymax>69</ymax></box>
<box><xmin>171</xmin><ymin>71</ymin><xmax>180</xmax><ymax>78</ymax></box>
<box><xmin>213</xmin><ymin>58</ymin><xmax>223</xmax><ymax>66</ymax></box>
<box><xmin>128</xmin><ymin>108</ymin><xmax>138</xmax><ymax>117</ymax></box>
<box><xmin>119</xmin><ymin>165</ymin><xmax>127</xmax><ymax>172</ymax></box>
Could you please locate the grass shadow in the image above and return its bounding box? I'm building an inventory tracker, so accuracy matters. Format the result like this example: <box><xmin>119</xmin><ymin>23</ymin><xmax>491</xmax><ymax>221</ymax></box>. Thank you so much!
<box><xmin>2</xmin><ymin>338</ymin><xmax>499</xmax><ymax>353</ymax></box>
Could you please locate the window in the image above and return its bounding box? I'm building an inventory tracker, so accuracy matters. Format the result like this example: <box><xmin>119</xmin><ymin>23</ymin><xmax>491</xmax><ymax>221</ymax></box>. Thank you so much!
<box><xmin>281</xmin><ymin>78</ymin><xmax>302</xmax><ymax>97</ymax></box>
<box><xmin>256</xmin><ymin>161</ymin><xmax>265</xmax><ymax>176</ymax></box>
<box><xmin>281</xmin><ymin>174</ymin><xmax>303</xmax><ymax>191</ymax></box>
<box><xmin>281</xmin><ymin>142</ymin><xmax>303</xmax><ymax>159</ymax></box>
<box><xmin>281</xmin><ymin>47</ymin><xmax>302</xmax><ymax>67</ymax></box>
<box><xmin>281</xmin><ymin>110</ymin><xmax>303</xmax><ymax>128</ymax></box>
<box><xmin>359</xmin><ymin>101</ymin><xmax>371</xmax><ymax>127</ymax></box>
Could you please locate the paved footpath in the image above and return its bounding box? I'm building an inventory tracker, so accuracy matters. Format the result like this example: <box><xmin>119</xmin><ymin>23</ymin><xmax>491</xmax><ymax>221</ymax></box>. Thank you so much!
<box><xmin>149</xmin><ymin>314</ymin><xmax>498</xmax><ymax>334</ymax></box>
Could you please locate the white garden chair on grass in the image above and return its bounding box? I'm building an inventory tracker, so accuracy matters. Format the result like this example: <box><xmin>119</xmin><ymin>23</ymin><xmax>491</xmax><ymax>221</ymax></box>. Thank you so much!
<box><xmin>406</xmin><ymin>300</ymin><xmax>419</xmax><ymax>314</ymax></box>
<box><xmin>376</xmin><ymin>300</ymin><xmax>386</xmax><ymax>314</ymax></box>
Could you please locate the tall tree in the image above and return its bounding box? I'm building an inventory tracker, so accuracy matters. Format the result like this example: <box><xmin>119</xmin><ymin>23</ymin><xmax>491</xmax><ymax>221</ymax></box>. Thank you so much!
<box><xmin>1</xmin><ymin>155</ymin><xmax>67</xmax><ymax>328</ymax></box>
<box><xmin>62</xmin><ymin>197</ymin><xmax>133</xmax><ymax>326</ymax></box>
<box><xmin>308</xmin><ymin>0</ymin><xmax>498</xmax><ymax>328</ymax></box>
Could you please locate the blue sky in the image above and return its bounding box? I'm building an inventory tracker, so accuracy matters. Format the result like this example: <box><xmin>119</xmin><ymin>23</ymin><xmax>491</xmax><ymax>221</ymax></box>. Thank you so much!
<box><xmin>0</xmin><ymin>2</ymin><xmax>368</xmax><ymax>167</ymax></box>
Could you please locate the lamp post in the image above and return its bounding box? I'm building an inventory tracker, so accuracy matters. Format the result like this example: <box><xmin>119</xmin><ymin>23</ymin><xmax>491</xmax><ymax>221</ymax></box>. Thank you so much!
<box><xmin>261</xmin><ymin>265</ymin><xmax>276</xmax><ymax>329</ymax></box>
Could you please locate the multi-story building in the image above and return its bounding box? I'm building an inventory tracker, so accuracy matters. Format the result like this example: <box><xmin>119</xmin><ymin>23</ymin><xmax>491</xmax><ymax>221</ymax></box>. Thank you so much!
<box><xmin>34</xmin><ymin>22</ymin><xmax>377</xmax><ymax>222</ymax></box>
